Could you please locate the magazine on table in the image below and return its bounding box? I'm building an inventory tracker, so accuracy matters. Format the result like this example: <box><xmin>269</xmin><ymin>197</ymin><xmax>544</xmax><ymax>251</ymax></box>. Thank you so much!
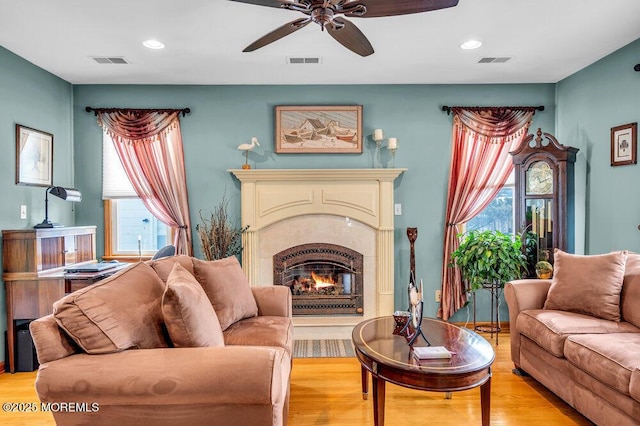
<box><xmin>412</xmin><ymin>346</ymin><xmax>454</xmax><ymax>360</ymax></box>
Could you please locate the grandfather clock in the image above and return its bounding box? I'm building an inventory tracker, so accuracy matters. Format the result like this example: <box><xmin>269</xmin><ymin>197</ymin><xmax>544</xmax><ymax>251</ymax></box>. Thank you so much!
<box><xmin>511</xmin><ymin>129</ymin><xmax>579</xmax><ymax>275</ymax></box>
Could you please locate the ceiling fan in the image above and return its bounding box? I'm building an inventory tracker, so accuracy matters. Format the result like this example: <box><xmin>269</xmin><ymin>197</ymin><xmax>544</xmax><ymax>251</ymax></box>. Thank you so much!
<box><xmin>230</xmin><ymin>0</ymin><xmax>459</xmax><ymax>57</ymax></box>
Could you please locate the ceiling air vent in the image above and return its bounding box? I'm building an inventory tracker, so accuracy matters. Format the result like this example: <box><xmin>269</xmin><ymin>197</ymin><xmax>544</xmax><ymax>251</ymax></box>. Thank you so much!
<box><xmin>91</xmin><ymin>56</ymin><xmax>130</xmax><ymax>64</ymax></box>
<box><xmin>478</xmin><ymin>57</ymin><xmax>511</xmax><ymax>64</ymax></box>
<box><xmin>287</xmin><ymin>57</ymin><xmax>322</xmax><ymax>65</ymax></box>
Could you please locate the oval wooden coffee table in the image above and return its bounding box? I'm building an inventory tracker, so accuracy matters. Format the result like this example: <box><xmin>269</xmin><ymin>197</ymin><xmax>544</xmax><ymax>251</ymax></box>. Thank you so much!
<box><xmin>352</xmin><ymin>316</ymin><xmax>495</xmax><ymax>426</ymax></box>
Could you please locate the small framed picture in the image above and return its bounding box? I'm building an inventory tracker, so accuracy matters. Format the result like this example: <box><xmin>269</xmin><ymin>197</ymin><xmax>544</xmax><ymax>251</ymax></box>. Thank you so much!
<box><xmin>15</xmin><ymin>124</ymin><xmax>54</xmax><ymax>186</ymax></box>
<box><xmin>611</xmin><ymin>122</ymin><xmax>637</xmax><ymax>166</ymax></box>
<box><xmin>275</xmin><ymin>105</ymin><xmax>363</xmax><ymax>154</ymax></box>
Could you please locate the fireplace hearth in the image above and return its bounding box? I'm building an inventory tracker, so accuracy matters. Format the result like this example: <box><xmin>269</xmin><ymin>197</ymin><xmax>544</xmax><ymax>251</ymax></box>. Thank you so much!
<box><xmin>273</xmin><ymin>243</ymin><xmax>363</xmax><ymax>316</ymax></box>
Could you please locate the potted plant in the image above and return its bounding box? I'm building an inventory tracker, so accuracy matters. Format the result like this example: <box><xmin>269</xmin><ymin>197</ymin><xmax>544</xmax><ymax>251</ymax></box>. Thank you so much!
<box><xmin>196</xmin><ymin>193</ymin><xmax>248</xmax><ymax>261</ymax></box>
<box><xmin>451</xmin><ymin>229</ymin><xmax>528</xmax><ymax>292</ymax></box>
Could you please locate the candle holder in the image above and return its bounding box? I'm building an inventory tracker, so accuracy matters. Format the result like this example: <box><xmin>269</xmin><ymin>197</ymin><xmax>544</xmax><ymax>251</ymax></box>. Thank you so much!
<box><xmin>372</xmin><ymin>129</ymin><xmax>399</xmax><ymax>168</ymax></box>
<box><xmin>372</xmin><ymin>129</ymin><xmax>384</xmax><ymax>168</ymax></box>
<box><xmin>389</xmin><ymin>147</ymin><xmax>397</xmax><ymax>167</ymax></box>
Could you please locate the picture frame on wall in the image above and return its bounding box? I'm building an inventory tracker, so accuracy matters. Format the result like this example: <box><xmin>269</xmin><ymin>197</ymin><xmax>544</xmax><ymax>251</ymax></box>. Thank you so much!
<box><xmin>610</xmin><ymin>122</ymin><xmax>637</xmax><ymax>166</ymax></box>
<box><xmin>15</xmin><ymin>124</ymin><xmax>54</xmax><ymax>187</ymax></box>
<box><xmin>274</xmin><ymin>105</ymin><xmax>363</xmax><ymax>154</ymax></box>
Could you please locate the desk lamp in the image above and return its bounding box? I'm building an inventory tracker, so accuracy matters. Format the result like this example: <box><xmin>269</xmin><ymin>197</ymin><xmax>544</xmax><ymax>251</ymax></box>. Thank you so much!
<box><xmin>34</xmin><ymin>186</ymin><xmax>82</xmax><ymax>229</ymax></box>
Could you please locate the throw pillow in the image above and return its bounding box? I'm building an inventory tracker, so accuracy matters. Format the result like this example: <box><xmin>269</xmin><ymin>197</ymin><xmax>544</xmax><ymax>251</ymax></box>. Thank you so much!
<box><xmin>543</xmin><ymin>249</ymin><xmax>628</xmax><ymax>321</ymax></box>
<box><xmin>54</xmin><ymin>262</ymin><xmax>170</xmax><ymax>354</ymax></box>
<box><xmin>148</xmin><ymin>254</ymin><xmax>195</xmax><ymax>283</ymax></box>
<box><xmin>621</xmin><ymin>252</ymin><xmax>640</xmax><ymax>328</ymax></box>
<box><xmin>192</xmin><ymin>256</ymin><xmax>258</xmax><ymax>330</ymax></box>
<box><xmin>162</xmin><ymin>262</ymin><xmax>225</xmax><ymax>347</ymax></box>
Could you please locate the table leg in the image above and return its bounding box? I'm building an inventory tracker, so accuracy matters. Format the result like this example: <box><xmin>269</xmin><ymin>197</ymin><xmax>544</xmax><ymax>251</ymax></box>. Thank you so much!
<box><xmin>480</xmin><ymin>376</ymin><xmax>491</xmax><ymax>426</ymax></box>
<box><xmin>445</xmin><ymin>392</ymin><xmax>452</xmax><ymax>399</ymax></box>
<box><xmin>372</xmin><ymin>376</ymin><xmax>386</xmax><ymax>426</ymax></box>
<box><xmin>361</xmin><ymin>365</ymin><xmax>368</xmax><ymax>400</ymax></box>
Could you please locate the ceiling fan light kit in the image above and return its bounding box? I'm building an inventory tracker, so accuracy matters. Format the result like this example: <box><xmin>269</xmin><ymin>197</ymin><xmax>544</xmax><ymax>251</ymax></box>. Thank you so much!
<box><xmin>231</xmin><ymin>0</ymin><xmax>459</xmax><ymax>56</ymax></box>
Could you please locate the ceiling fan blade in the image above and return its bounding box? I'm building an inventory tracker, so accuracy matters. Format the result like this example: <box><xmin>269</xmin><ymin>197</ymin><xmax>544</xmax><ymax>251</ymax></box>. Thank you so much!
<box><xmin>243</xmin><ymin>18</ymin><xmax>311</xmax><ymax>52</ymax></box>
<box><xmin>326</xmin><ymin>18</ymin><xmax>374</xmax><ymax>57</ymax></box>
<box><xmin>354</xmin><ymin>0</ymin><xmax>459</xmax><ymax>18</ymax></box>
<box><xmin>228</xmin><ymin>0</ymin><xmax>284</xmax><ymax>8</ymax></box>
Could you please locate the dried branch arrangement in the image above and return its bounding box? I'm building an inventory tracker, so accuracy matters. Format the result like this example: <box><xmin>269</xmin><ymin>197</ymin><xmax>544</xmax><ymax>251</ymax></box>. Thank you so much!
<box><xmin>196</xmin><ymin>194</ymin><xmax>248</xmax><ymax>261</ymax></box>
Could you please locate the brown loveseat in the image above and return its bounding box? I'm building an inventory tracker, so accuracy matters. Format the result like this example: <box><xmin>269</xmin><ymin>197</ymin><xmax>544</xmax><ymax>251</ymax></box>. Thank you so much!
<box><xmin>505</xmin><ymin>250</ymin><xmax>640</xmax><ymax>425</ymax></box>
<box><xmin>29</xmin><ymin>255</ymin><xmax>293</xmax><ymax>426</ymax></box>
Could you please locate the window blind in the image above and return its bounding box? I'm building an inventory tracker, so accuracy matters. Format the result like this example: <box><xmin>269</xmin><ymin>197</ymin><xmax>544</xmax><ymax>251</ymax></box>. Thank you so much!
<box><xmin>102</xmin><ymin>131</ymin><xmax>137</xmax><ymax>199</ymax></box>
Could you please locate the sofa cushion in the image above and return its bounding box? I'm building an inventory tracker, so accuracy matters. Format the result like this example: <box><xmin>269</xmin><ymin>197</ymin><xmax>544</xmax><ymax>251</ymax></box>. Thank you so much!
<box><xmin>53</xmin><ymin>262</ymin><xmax>170</xmax><ymax>354</ymax></box>
<box><xmin>162</xmin><ymin>263</ymin><xmax>225</xmax><ymax>348</ymax></box>
<box><xmin>223</xmin><ymin>316</ymin><xmax>293</xmax><ymax>356</ymax></box>
<box><xmin>622</xmin><ymin>252</ymin><xmax>640</xmax><ymax>329</ymax></box>
<box><xmin>148</xmin><ymin>254</ymin><xmax>195</xmax><ymax>283</ymax></box>
<box><xmin>192</xmin><ymin>257</ymin><xmax>258</xmax><ymax>330</ymax></box>
<box><xmin>517</xmin><ymin>309</ymin><xmax>640</xmax><ymax>357</ymax></box>
<box><xmin>544</xmin><ymin>249</ymin><xmax>627</xmax><ymax>321</ymax></box>
<box><xmin>564</xmin><ymin>333</ymin><xmax>640</xmax><ymax>396</ymax></box>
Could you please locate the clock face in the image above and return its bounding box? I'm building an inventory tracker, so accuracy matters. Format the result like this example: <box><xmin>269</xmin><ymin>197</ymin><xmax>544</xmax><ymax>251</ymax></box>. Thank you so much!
<box><xmin>526</xmin><ymin>161</ymin><xmax>554</xmax><ymax>195</ymax></box>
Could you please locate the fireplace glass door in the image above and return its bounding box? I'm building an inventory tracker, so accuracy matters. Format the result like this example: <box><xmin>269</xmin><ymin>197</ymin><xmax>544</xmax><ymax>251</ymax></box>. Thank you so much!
<box><xmin>273</xmin><ymin>243</ymin><xmax>363</xmax><ymax>316</ymax></box>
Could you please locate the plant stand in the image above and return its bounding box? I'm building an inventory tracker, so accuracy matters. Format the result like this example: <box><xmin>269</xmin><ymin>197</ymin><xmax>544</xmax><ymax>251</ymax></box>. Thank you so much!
<box><xmin>472</xmin><ymin>282</ymin><xmax>501</xmax><ymax>346</ymax></box>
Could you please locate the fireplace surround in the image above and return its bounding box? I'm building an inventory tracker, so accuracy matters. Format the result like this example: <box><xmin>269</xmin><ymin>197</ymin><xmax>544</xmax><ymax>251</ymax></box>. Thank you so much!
<box><xmin>230</xmin><ymin>168</ymin><xmax>406</xmax><ymax>338</ymax></box>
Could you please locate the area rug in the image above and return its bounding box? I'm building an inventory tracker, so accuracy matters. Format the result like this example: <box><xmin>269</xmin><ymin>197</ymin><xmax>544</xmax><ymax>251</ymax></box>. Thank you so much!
<box><xmin>293</xmin><ymin>339</ymin><xmax>355</xmax><ymax>358</ymax></box>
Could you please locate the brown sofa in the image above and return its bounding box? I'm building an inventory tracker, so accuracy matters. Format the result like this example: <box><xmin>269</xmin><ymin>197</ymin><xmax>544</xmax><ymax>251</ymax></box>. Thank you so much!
<box><xmin>505</xmin><ymin>250</ymin><xmax>640</xmax><ymax>425</ymax></box>
<box><xmin>29</xmin><ymin>255</ymin><xmax>293</xmax><ymax>426</ymax></box>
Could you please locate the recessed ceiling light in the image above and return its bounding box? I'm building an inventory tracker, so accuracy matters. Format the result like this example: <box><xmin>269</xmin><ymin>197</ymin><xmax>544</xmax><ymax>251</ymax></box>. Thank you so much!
<box><xmin>460</xmin><ymin>40</ymin><xmax>482</xmax><ymax>50</ymax></box>
<box><xmin>143</xmin><ymin>39</ymin><xmax>165</xmax><ymax>50</ymax></box>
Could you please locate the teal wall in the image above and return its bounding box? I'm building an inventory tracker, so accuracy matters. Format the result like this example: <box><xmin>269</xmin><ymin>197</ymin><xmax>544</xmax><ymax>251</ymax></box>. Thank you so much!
<box><xmin>0</xmin><ymin>46</ymin><xmax>74</xmax><ymax>364</ymax></box>
<box><xmin>72</xmin><ymin>84</ymin><xmax>556</xmax><ymax>324</ymax></box>
<box><xmin>557</xmin><ymin>38</ymin><xmax>640</xmax><ymax>254</ymax></box>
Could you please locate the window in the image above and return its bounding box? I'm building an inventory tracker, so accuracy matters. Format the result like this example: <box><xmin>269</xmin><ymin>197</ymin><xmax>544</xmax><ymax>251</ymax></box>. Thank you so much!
<box><xmin>466</xmin><ymin>171</ymin><xmax>515</xmax><ymax>234</ymax></box>
<box><xmin>103</xmin><ymin>132</ymin><xmax>171</xmax><ymax>259</ymax></box>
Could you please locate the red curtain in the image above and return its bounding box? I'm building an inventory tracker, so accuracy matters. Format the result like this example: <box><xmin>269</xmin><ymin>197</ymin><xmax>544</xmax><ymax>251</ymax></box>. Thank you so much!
<box><xmin>438</xmin><ymin>108</ymin><xmax>535</xmax><ymax>321</ymax></box>
<box><xmin>97</xmin><ymin>110</ymin><xmax>193</xmax><ymax>256</ymax></box>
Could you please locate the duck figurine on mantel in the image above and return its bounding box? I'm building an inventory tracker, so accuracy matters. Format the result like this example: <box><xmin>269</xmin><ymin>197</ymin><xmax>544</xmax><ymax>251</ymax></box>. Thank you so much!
<box><xmin>237</xmin><ymin>137</ymin><xmax>260</xmax><ymax>169</ymax></box>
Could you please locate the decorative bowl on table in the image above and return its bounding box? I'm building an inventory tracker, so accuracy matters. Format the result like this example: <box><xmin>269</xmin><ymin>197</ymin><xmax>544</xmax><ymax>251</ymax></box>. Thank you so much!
<box><xmin>392</xmin><ymin>311</ymin><xmax>410</xmax><ymax>335</ymax></box>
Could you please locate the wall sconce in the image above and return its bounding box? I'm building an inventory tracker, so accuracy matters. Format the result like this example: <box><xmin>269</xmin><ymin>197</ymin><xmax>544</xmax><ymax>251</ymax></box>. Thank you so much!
<box><xmin>34</xmin><ymin>186</ymin><xmax>82</xmax><ymax>229</ymax></box>
<box><xmin>372</xmin><ymin>129</ymin><xmax>399</xmax><ymax>167</ymax></box>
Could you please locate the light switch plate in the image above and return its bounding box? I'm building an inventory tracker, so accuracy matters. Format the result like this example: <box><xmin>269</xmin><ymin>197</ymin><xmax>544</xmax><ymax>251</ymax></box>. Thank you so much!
<box><xmin>394</xmin><ymin>203</ymin><xmax>402</xmax><ymax>215</ymax></box>
<box><xmin>20</xmin><ymin>205</ymin><xmax>27</xmax><ymax>219</ymax></box>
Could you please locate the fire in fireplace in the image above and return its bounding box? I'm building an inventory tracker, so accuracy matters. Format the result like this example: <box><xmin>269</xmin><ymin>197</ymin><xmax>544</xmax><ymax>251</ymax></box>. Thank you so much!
<box><xmin>273</xmin><ymin>243</ymin><xmax>363</xmax><ymax>316</ymax></box>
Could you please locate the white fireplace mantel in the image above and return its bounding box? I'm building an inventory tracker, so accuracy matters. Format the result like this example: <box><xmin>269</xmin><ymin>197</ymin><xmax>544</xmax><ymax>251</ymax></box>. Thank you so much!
<box><xmin>229</xmin><ymin>168</ymin><xmax>406</xmax><ymax>336</ymax></box>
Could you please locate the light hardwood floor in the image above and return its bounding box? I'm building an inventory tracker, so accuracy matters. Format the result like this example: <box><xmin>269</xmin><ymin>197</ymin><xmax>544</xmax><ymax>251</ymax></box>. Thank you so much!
<box><xmin>0</xmin><ymin>333</ymin><xmax>593</xmax><ymax>425</ymax></box>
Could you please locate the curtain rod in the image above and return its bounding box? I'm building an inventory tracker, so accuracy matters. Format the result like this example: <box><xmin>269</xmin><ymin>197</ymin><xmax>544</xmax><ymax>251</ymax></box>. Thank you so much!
<box><xmin>441</xmin><ymin>105</ymin><xmax>544</xmax><ymax>115</ymax></box>
<box><xmin>85</xmin><ymin>107</ymin><xmax>191</xmax><ymax>117</ymax></box>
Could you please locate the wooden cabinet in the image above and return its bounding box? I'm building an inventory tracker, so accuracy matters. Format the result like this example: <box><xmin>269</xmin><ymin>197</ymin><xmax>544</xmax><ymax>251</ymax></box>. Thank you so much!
<box><xmin>2</xmin><ymin>226</ymin><xmax>96</xmax><ymax>373</ymax></box>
